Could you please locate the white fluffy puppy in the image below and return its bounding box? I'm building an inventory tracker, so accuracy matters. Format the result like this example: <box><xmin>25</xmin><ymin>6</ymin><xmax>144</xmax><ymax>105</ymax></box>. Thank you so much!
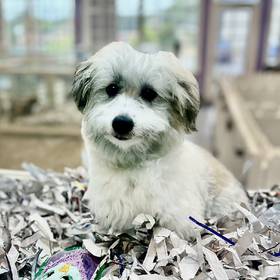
<box><xmin>72</xmin><ymin>42</ymin><xmax>248</xmax><ymax>239</ymax></box>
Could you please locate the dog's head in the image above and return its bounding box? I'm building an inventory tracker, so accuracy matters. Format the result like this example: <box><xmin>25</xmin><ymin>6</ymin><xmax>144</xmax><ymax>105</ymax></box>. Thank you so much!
<box><xmin>72</xmin><ymin>42</ymin><xmax>200</xmax><ymax>167</ymax></box>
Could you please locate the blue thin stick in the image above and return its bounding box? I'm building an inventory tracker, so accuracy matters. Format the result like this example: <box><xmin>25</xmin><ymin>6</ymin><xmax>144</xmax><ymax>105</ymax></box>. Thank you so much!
<box><xmin>188</xmin><ymin>216</ymin><xmax>280</xmax><ymax>257</ymax></box>
<box><xmin>188</xmin><ymin>216</ymin><xmax>236</xmax><ymax>246</ymax></box>
<box><xmin>270</xmin><ymin>252</ymin><xmax>280</xmax><ymax>257</ymax></box>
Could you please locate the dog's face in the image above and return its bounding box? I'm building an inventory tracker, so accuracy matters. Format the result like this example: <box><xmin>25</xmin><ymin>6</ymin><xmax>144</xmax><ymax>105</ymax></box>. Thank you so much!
<box><xmin>72</xmin><ymin>42</ymin><xmax>200</xmax><ymax>167</ymax></box>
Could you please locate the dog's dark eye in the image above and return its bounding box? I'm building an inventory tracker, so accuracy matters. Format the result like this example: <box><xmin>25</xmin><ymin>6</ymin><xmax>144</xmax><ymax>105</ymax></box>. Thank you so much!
<box><xmin>140</xmin><ymin>86</ymin><xmax>158</xmax><ymax>102</ymax></box>
<box><xmin>106</xmin><ymin>83</ymin><xmax>120</xmax><ymax>97</ymax></box>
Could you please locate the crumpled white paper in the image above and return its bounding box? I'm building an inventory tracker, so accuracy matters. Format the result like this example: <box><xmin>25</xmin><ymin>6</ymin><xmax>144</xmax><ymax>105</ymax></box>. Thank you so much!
<box><xmin>0</xmin><ymin>164</ymin><xmax>279</xmax><ymax>279</ymax></box>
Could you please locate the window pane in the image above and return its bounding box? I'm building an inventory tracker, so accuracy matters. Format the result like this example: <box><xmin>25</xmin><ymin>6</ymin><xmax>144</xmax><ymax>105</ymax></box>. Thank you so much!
<box><xmin>214</xmin><ymin>8</ymin><xmax>252</xmax><ymax>75</ymax></box>
<box><xmin>2</xmin><ymin>0</ymin><xmax>74</xmax><ymax>62</ymax></box>
<box><xmin>265</xmin><ymin>0</ymin><xmax>280</xmax><ymax>67</ymax></box>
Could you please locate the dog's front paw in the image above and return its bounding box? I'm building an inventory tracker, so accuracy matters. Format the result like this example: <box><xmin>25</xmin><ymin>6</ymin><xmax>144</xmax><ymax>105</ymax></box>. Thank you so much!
<box><xmin>158</xmin><ymin>216</ymin><xmax>197</xmax><ymax>241</ymax></box>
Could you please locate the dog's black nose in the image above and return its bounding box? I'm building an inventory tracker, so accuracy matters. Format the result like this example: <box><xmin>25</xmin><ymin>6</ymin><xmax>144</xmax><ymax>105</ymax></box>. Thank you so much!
<box><xmin>112</xmin><ymin>115</ymin><xmax>134</xmax><ymax>135</ymax></box>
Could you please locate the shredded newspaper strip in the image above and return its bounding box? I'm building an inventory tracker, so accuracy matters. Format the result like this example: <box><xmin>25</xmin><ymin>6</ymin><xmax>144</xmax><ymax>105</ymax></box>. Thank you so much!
<box><xmin>0</xmin><ymin>164</ymin><xmax>279</xmax><ymax>279</ymax></box>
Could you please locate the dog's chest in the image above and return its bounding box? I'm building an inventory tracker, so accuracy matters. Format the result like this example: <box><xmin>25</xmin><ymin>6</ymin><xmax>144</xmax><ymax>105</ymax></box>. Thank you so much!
<box><xmin>89</xmin><ymin>164</ymin><xmax>171</xmax><ymax>227</ymax></box>
<box><xmin>94</xmin><ymin>167</ymin><xmax>160</xmax><ymax>208</ymax></box>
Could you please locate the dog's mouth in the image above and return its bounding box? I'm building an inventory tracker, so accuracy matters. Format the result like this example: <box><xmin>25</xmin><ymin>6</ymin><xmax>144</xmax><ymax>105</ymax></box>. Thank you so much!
<box><xmin>104</xmin><ymin>133</ymin><xmax>141</xmax><ymax>148</ymax></box>
<box><xmin>113</xmin><ymin>134</ymin><xmax>131</xmax><ymax>141</ymax></box>
<box><xmin>103</xmin><ymin>133</ymin><xmax>142</xmax><ymax>149</ymax></box>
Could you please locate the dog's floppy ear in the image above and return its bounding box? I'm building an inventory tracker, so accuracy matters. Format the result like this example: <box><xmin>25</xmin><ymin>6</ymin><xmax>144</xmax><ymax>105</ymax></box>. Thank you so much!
<box><xmin>158</xmin><ymin>51</ymin><xmax>200</xmax><ymax>132</ymax></box>
<box><xmin>71</xmin><ymin>60</ymin><xmax>94</xmax><ymax>112</ymax></box>
<box><xmin>174</xmin><ymin>78</ymin><xmax>200</xmax><ymax>132</ymax></box>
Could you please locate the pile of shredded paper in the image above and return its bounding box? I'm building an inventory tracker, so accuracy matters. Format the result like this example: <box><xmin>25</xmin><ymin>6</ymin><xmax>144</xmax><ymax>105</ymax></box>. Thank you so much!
<box><xmin>0</xmin><ymin>164</ymin><xmax>279</xmax><ymax>279</ymax></box>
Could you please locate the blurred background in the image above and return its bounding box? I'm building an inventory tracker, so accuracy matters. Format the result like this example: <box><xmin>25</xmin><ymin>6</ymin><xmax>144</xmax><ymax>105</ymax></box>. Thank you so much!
<box><xmin>0</xmin><ymin>0</ymin><xmax>279</xmax><ymax>189</ymax></box>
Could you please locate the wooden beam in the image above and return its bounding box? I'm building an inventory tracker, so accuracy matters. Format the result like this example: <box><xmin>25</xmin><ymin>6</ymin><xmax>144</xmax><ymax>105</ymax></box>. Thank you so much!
<box><xmin>0</xmin><ymin>125</ymin><xmax>81</xmax><ymax>138</ymax></box>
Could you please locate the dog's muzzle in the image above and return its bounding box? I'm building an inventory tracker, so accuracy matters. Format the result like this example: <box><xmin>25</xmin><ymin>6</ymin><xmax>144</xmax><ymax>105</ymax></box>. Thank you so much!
<box><xmin>112</xmin><ymin>115</ymin><xmax>134</xmax><ymax>140</ymax></box>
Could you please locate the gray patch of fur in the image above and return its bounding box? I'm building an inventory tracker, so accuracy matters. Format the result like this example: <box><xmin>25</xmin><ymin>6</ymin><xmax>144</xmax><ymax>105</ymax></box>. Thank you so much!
<box><xmin>71</xmin><ymin>60</ymin><xmax>95</xmax><ymax>112</ymax></box>
<box><xmin>173</xmin><ymin>80</ymin><xmax>200</xmax><ymax>132</ymax></box>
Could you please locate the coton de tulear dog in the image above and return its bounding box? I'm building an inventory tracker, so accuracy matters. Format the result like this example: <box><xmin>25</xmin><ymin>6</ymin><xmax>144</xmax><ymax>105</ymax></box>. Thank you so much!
<box><xmin>71</xmin><ymin>42</ymin><xmax>248</xmax><ymax>239</ymax></box>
